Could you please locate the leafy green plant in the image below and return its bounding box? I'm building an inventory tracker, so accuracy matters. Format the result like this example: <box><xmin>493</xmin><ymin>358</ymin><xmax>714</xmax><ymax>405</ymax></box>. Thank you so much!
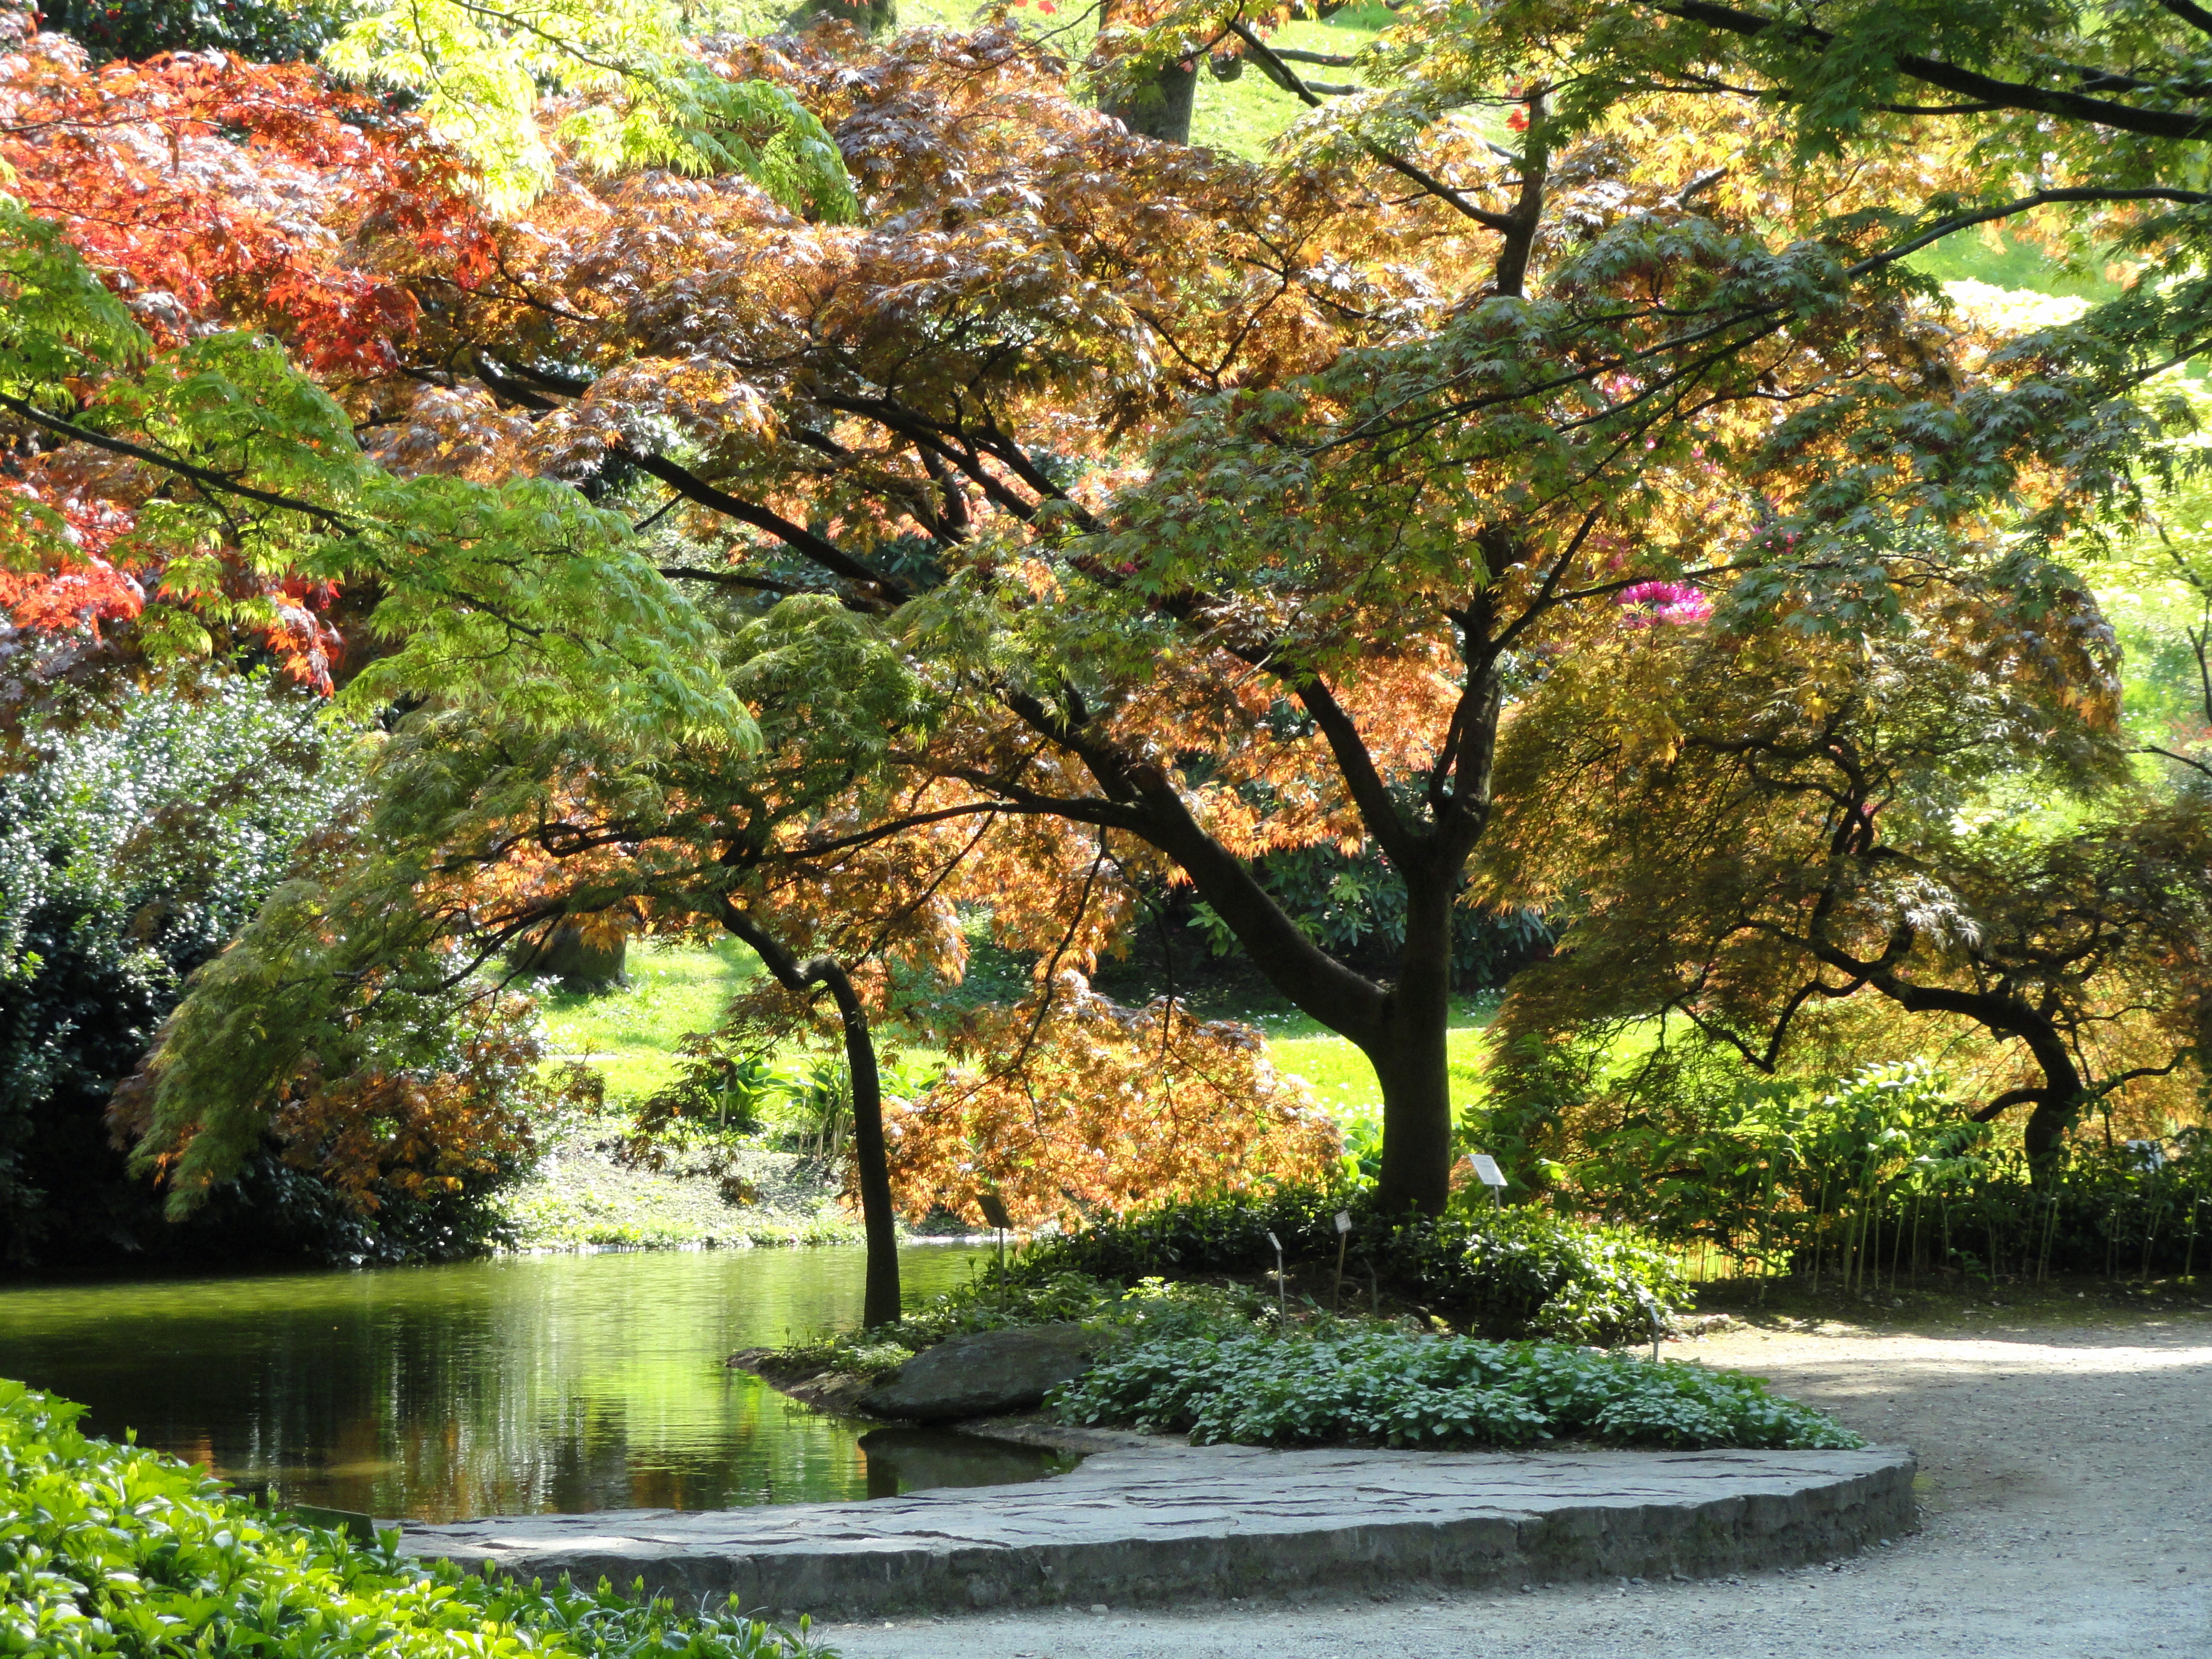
<box><xmin>1049</xmin><ymin>1328</ymin><xmax>1862</xmax><ymax>1452</ymax></box>
<box><xmin>0</xmin><ymin>1377</ymin><xmax>823</xmax><ymax>1659</ymax></box>
<box><xmin>1384</xmin><ymin>1209</ymin><xmax>1690</xmax><ymax>1343</ymax></box>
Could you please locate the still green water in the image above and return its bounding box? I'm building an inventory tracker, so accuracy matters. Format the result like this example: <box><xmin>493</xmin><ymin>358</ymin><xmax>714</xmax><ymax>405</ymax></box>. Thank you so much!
<box><xmin>0</xmin><ymin>1245</ymin><xmax>1069</xmax><ymax>1522</ymax></box>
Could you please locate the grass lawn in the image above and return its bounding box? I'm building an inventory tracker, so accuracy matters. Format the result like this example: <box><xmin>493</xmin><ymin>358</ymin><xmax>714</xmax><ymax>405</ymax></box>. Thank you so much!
<box><xmin>537</xmin><ymin>939</ymin><xmax>762</xmax><ymax>1098</ymax></box>
<box><xmin>539</xmin><ymin>937</ymin><xmax>1495</xmax><ymax>1136</ymax></box>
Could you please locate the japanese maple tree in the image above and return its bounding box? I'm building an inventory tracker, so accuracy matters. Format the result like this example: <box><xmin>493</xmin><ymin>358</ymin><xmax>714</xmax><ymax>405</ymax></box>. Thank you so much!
<box><xmin>320</xmin><ymin>21</ymin><xmax>2134</xmax><ymax>1213</ymax></box>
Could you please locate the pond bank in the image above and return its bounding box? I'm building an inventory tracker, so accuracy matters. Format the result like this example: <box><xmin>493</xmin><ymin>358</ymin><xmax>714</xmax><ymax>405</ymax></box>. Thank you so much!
<box><xmin>402</xmin><ymin>1439</ymin><xmax>1915</xmax><ymax>1617</ymax></box>
<box><xmin>498</xmin><ymin>1116</ymin><xmax>860</xmax><ymax>1251</ymax></box>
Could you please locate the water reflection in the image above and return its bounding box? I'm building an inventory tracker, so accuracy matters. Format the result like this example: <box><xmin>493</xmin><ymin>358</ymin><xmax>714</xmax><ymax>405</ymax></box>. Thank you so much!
<box><xmin>857</xmin><ymin>1427</ymin><xmax>1077</xmax><ymax>1499</ymax></box>
<box><xmin>0</xmin><ymin>1246</ymin><xmax>1060</xmax><ymax>1521</ymax></box>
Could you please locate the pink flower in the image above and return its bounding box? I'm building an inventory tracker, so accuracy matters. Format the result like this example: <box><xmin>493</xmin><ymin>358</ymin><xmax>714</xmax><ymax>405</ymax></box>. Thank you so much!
<box><xmin>1614</xmin><ymin>580</ymin><xmax>1712</xmax><ymax>627</ymax></box>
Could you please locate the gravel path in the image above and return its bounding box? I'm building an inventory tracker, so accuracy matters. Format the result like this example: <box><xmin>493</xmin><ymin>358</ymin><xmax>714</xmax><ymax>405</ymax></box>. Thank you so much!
<box><xmin>818</xmin><ymin>1312</ymin><xmax>2212</xmax><ymax>1658</ymax></box>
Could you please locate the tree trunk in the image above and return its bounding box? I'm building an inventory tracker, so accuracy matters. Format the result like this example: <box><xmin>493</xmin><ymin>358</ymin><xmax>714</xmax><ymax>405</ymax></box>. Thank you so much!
<box><xmin>509</xmin><ymin>920</ymin><xmax>627</xmax><ymax>993</ymax></box>
<box><xmin>1102</xmin><ymin>57</ymin><xmax>1199</xmax><ymax>144</ymax></box>
<box><xmin>2020</xmin><ymin>1056</ymin><xmax>2083</xmax><ymax>1185</ymax></box>
<box><xmin>1367</xmin><ymin>870</ymin><xmax>1458</xmax><ymax>1214</ymax></box>
<box><xmin>715</xmin><ymin>904</ymin><xmax>901</xmax><ymax>1328</ymax></box>
<box><xmin>818</xmin><ymin>961</ymin><xmax>901</xmax><ymax>1330</ymax></box>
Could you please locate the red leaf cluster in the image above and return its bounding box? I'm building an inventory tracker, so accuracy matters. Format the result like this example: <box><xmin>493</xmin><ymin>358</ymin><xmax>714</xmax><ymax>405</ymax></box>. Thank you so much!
<box><xmin>0</xmin><ymin>14</ymin><xmax>486</xmax><ymax>373</ymax></box>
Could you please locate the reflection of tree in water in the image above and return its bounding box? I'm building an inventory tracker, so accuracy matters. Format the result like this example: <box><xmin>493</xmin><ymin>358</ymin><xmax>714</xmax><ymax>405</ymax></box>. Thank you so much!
<box><xmin>0</xmin><ymin>1248</ymin><xmax>998</xmax><ymax>1521</ymax></box>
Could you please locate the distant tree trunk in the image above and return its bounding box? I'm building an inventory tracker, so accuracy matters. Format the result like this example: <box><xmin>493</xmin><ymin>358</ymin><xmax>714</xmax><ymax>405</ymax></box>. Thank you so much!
<box><xmin>1102</xmin><ymin>57</ymin><xmax>1199</xmax><ymax>144</ymax></box>
<box><xmin>786</xmin><ymin>0</ymin><xmax>896</xmax><ymax>32</ymax></box>
<box><xmin>1098</xmin><ymin>0</ymin><xmax>1198</xmax><ymax>145</ymax></box>
<box><xmin>715</xmin><ymin>904</ymin><xmax>901</xmax><ymax>1329</ymax></box>
<box><xmin>509</xmin><ymin>920</ymin><xmax>627</xmax><ymax>993</ymax></box>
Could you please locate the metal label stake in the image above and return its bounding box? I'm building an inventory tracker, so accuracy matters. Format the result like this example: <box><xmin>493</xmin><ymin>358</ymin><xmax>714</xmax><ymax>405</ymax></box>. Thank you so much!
<box><xmin>1332</xmin><ymin>1210</ymin><xmax>1352</xmax><ymax>1315</ymax></box>
<box><xmin>1467</xmin><ymin>1153</ymin><xmax>1507</xmax><ymax>1209</ymax></box>
<box><xmin>1267</xmin><ymin>1229</ymin><xmax>1285</xmax><ymax>1322</ymax></box>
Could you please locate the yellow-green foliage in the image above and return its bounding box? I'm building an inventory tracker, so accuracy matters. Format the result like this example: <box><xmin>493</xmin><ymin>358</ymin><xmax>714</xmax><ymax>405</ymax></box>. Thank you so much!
<box><xmin>325</xmin><ymin>0</ymin><xmax>860</xmax><ymax>211</ymax></box>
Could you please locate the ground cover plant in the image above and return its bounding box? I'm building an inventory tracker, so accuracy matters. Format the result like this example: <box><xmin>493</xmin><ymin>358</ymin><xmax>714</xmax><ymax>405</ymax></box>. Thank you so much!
<box><xmin>0</xmin><ymin>1378</ymin><xmax>823</xmax><ymax>1659</ymax></box>
<box><xmin>1049</xmin><ymin>1327</ymin><xmax>1862</xmax><ymax>1451</ymax></box>
<box><xmin>763</xmin><ymin>1185</ymin><xmax>1692</xmax><ymax>1402</ymax></box>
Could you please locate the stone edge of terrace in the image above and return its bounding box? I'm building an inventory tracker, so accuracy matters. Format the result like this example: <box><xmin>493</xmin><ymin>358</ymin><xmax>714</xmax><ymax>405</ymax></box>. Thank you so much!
<box><xmin>401</xmin><ymin>1442</ymin><xmax>1919</xmax><ymax>1617</ymax></box>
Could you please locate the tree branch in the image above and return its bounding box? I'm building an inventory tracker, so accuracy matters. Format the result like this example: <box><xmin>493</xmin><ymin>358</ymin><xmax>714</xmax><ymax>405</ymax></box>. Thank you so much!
<box><xmin>0</xmin><ymin>392</ymin><xmax>360</xmax><ymax>533</ymax></box>
<box><xmin>1661</xmin><ymin>0</ymin><xmax>2212</xmax><ymax>140</ymax></box>
<box><xmin>618</xmin><ymin>449</ymin><xmax>911</xmax><ymax>605</ymax></box>
<box><xmin>1226</xmin><ymin>22</ymin><xmax>1517</xmax><ymax>233</ymax></box>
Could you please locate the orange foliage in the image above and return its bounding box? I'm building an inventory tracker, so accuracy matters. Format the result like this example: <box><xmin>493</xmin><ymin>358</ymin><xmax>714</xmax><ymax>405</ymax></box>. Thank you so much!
<box><xmin>0</xmin><ymin>13</ymin><xmax>484</xmax><ymax>374</ymax></box>
<box><xmin>265</xmin><ymin>998</ymin><xmax>583</xmax><ymax>1213</ymax></box>
<box><xmin>883</xmin><ymin>980</ymin><xmax>1342</xmax><ymax>1227</ymax></box>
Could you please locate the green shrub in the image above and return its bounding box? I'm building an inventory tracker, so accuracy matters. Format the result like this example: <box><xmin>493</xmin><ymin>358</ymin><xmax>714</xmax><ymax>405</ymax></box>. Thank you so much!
<box><xmin>0</xmin><ymin>676</ymin><xmax>531</xmax><ymax>1268</ymax></box>
<box><xmin>0</xmin><ymin>1378</ymin><xmax>823</xmax><ymax>1659</ymax></box>
<box><xmin>1007</xmin><ymin>1186</ymin><xmax>1691</xmax><ymax>1344</ymax></box>
<box><xmin>40</xmin><ymin>0</ymin><xmax>346</xmax><ymax>65</ymax></box>
<box><xmin>1049</xmin><ymin>1328</ymin><xmax>1862</xmax><ymax>1452</ymax></box>
<box><xmin>1481</xmin><ymin>1048</ymin><xmax>2212</xmax><ymax>1284</ymax></box>
<box><xmin>1</xmin><ymin>679</ymin><xmax>347</xmax><ymax>1264</ymax></box>
<box><xmin>1381</xmin><ymin>1209</ymin><xmax>1690</xmax><ymax>1344</ymax></box>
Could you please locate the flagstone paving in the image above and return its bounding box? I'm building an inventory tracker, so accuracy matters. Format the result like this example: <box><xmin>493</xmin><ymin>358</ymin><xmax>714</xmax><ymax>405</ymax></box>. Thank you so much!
<box><xmin>403</xmin><ymin>1436</ymin><xmax>1914</xmax><ymax>1617</ymax></box>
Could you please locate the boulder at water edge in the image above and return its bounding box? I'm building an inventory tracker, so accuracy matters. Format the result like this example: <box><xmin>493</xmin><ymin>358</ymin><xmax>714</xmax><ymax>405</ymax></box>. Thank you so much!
<box><xmin>856</xmin><ymin>1324</ymin><xmax>1098</xmax><ymax>1422</ymax></box>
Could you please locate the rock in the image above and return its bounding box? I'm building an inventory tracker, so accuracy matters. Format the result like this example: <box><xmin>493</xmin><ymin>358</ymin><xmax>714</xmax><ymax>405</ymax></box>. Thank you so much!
<box><xmin>402</xmin><ymin>1443</ymin><xmax>1921</xmax><ymax>1617</ymax></box>
<box><xmin>1670</xmin><ymin>1313</ymin><xmax>1744</xmax><ymax>1337</ymax></box>
<box><xmin>290</xmin><ymin>1504</ymin><xmax>380</xmax><ymax>1544</ymax></box>
<box><xmin>856</xmin><ymin>1325</ymin><xmax>1097</xmax><ymax>1423</ymax></box>
<box><xmin>726</xmin><ymin>1348</ymin><xmax>883</xmax><ymax>1416</ymax></box>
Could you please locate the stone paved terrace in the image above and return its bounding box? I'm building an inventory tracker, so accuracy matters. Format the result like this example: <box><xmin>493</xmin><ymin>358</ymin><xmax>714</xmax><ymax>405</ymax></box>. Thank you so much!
<box><xmin>402</xmin><ymin>1437</ymin><xmax>1917</xmax><ymax>1618</ymax></box>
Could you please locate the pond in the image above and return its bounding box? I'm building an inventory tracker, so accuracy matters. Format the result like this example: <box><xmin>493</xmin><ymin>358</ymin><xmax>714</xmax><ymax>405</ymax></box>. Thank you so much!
<box><xmin>0</xmin><ymin>1245</ymin><xmax>1075</xmax><ymax>1522</ymax></box>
